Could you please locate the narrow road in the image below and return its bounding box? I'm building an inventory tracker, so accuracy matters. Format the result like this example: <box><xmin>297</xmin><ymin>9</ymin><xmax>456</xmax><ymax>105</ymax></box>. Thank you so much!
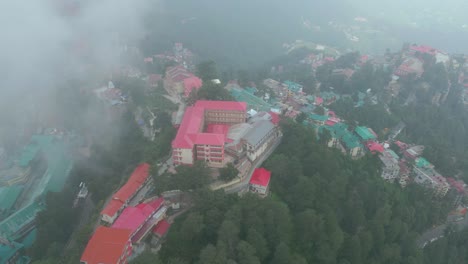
<box><xmin>417</xmin><ymin>215</ymin><xmax>468</xmax><ymax>248</ymax></box>
<box><xmin>225</xmin><ymin>136</ymin><xmax>282</xmax><ymax>194</ymax></box>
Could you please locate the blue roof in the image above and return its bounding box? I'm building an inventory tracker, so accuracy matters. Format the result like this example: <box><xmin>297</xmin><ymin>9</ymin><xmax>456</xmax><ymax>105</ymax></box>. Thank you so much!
<box><xmin>0</xmin><ymin>241</ymin><xmax>23</xmax><ymax>263</ymax></box>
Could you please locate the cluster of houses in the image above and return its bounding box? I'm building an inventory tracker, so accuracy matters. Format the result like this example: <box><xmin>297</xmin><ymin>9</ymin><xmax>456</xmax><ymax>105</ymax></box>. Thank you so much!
<box><xmin>81</xmin><ymin>164</ymin><xmax>172</xmax><ymax>264</ymax></box>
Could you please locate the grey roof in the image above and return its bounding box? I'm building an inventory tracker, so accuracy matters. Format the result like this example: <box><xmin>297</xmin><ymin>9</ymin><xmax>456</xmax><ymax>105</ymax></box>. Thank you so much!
<box><xmin>242</xmin><ymin>120</ymin><xmax>275</xmax><ymax>146</ymax></box>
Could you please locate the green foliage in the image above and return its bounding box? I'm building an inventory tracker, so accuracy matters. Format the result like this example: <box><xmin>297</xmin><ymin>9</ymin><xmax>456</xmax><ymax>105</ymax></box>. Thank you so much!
<box><xmin>295</xmin><ymin>112</ymin><xmax>307</xmax><ymax>124</ymax></box>
<box><xmin>423</xmin><ymin>228</ymin><xmax>468</xmax><ymax>264</ymax></box>
<box><xmin>156</xmin><ymin>120</ymin><xmax>453</xmax><ymax>264</ymax></box>
<box><xmin>197</xmin><ymin>82</ymin><xmax>234</xmax><ymax>101</ymax></box>
<box><xmin>154</xmin><ymin>161</ymin><xmax>210</xmax><ymax>193</ymax></box>
<box><xmin>196</xmin><ymin>61</ymin><xmax>219</xmax><ymax>82</ymax></box>
<box><xmin>219</xmin><ymin>163</ymin><xmax>239</xmax><ymax>182</ymax></box>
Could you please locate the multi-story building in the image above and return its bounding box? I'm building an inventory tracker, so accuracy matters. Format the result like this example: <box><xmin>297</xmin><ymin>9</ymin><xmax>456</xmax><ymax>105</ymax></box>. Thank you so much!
<box><xmin>101</xmin><ymin>164</ymin><xmax>150</xmax><ymax>224</ymax></box>
<box><xmin>414</xmin><ymin>166</ymin><xmax>450</xmax><ymax>197</ymax></box>
<box><xmin>379</xmin><ymin>150</ymin><xmax>400</xmax><ymax>182</ymax></box>
<box><xmin>242</xmin><ymin>120</ymin><xmax>280</xmax><ymax>162</ymax></box>
<box><xmin>249</xmin><ymin>168</ymin><xmax>271</xmax><ymax>196</ymax></box>
<box><xmin>172</xmin><ymin>101</ymin><xmax>247</xmax><ymax>168</ymax></box>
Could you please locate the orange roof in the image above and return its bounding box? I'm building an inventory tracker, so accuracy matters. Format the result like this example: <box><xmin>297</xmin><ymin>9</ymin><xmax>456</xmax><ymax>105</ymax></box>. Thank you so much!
<box><xmin>128</xmin><ymin>163</ymin><xmax>150</xmax><ymax>184</ymax></box>
<box><xmin>80</xmin><ymin>226</ymin><xmax>131</xmax><ymax>264</ymax></box>
<box><xmin>101</xmin><ymin>164</ymin><xmax>150</xmax><ymax>217</ymax></box>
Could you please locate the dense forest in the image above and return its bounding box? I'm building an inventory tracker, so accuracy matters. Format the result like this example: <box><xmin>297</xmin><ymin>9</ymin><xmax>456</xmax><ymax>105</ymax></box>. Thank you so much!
<box><xmin>135</xmin><ymin>119</ymin><xmax>454</xmax><ymax>264</ymax></box>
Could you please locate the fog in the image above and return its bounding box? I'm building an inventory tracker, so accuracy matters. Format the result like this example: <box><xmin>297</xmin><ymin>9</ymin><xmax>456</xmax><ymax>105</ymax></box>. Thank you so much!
<box><xmin>0</xmin><ymin>0</ymin><xmax>152</xmax><ymax>148</ymax></box>
<box><xmin>1</xmin><ymin>0</ymin><xmax>467</xmax><ymax>147</ymax></box>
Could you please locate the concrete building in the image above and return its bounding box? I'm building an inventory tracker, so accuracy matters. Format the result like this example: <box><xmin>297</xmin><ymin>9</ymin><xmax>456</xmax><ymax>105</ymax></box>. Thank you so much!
<box><xmin>242</xmin><ymin>120</ymin><xmax>279</xmax><ymax>162</ymax></box>
<box><xmin>172</xmin><ymin>101</ymin><xmax>247</xmax><ymax>168</ymax></box>
<box><xmin>414</xmin><ymin>166</ymin><xmax>450</xmax><ymax>197</ymax></box>
<box><xmin>111</xmin><ymin>197</ymin><xmax>166</xmax><ymax>244</ymax></box>
<box><xmin>249</xmin><ymin>168</ymin><xmax>271</xmax><ymax>196</ymax></box>
<box><xmin>101</xmin><ymin>164</ymin><xmax>151</xmax><ymax>224</ymax></box>
<box><xmin>379</xmin><ymin>150</ymin><xmax>400</xmax><ymax>182</ymax></box>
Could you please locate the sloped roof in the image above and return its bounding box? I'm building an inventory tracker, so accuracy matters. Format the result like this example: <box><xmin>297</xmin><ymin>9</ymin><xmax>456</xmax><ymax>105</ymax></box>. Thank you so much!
<box><xmin>128</xmin><ymin>163</ymin><xmax>150</xmax><ymax>184</ymax></box>
<box><xmin>152</xmin><ymin>219</ymin><xmax>171</xmax><ymax>237</ymax></box>
<box><xmin>0</xmin><ymin>185</ymin><xmax>23</xmax><ymax>211</ymax></box>
<box><xmin>112</xmin><ymin>198</ymin><xmax>164</xmax><ymax>234</ymax></box>
<box><xmin>101</xmin><ymin>200</ymin><xmax>124</xmax><ymax>218</ymax></box>
<box><xmin>355</xmin><ymin>126</ymin><xmax>376</xmax><ymax>140</ymax></box>
<box><xmin>194</xmin><ymin>100</ymin><xmax>247</xmax><ymax>111</ymax></box>
<box><xmin>80</xmin><ymin>226</ymin><xmax>131</xmax><ymax>264</ymax></box>
<box><xmin>242</xmin><ymin>120</ymin><xmax>275</xmax><ymax>146</ymax></box>
<box><xmin>249</xmin><ymin>168</ymin><xmax>271</xmax><ymax>187</ymax></box>
<box><xmin>172</xmin><ymin>101</ymin><xmax>247</xmax><ymax>149</ymax></box>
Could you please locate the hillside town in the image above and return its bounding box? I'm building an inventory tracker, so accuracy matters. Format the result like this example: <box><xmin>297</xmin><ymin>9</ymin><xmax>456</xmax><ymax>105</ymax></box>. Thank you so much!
<box><xmin>2</xmin><ymin>37</ymin><xmax>468</xmax><ymax>263</ymax></box>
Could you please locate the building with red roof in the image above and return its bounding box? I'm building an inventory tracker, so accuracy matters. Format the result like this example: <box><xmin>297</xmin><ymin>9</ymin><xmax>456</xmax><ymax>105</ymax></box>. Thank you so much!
<box><xmin>152</xmin><ymin>219</ymin><xmax>171</xmax><ymax>238</ymax></box>
<box><xmin>366</xmin><ymin>141</ymin><xmax>384</xmax><ymax>154</ymax></box>
<box><xmin>183</xmin><ymin>76</ymin><xmax>203</xmax><ymax>97</ymax></box>
<box><xmin>394</xmin><ymin>58</ymin><xmax>424</xmax><ymax>77</ymax></box>
<box><xmin>165</xmin><ymin>66</ymin><xmax>203</xmax><ymax>96</ymax></box>
<box><xmin>172</xmin><ymin>100</ymin><xmax>247</xmax><ymax>167</ymax></box>
<box><xmin>80</xmin><ymin>226</ymin><xmax>132</xmax><ymax>264</ymax></box>
<box><xmin>249</xmin><ymin>168</ymin><xmax>271</xmax><ymax>196</ymax></box>
<box><xmin>112</xmin><ymin>197</ymin><xmax>166</xmax><ymax>243</ymax></box>
<box><xmin>101</xmin><ymin>164</ymin><xmax>151</xmax><ymax>224</ymax></box>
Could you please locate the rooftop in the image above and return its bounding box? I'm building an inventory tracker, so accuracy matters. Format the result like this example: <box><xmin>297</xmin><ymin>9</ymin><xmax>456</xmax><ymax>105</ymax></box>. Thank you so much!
<box><xmin>80</xmin><ymin>226</ymin><xmax>132</xmax><ymax>264</ymax></box>
<box><xmin>0</xmin><ymin>185</ymin><xmax>23</xmax><ymax>212</ymax></box>
<box><xmin>355</xmin><ymin>126</ymin><xmax>377</xmax><ymax>141</ymax></box>
<box><xmin>152</xmin><ymin>219</ymin><xmax>171</xmax><ymax>237</ymax></box>
<box><xmin>230</xmin><ymin>87</ymin><xmax>271</xmax><ymax>111</ymax></box>
<box><xmin>172</xmin><ymin>101</ymin><xmax>247</xmax><ymax>149</ymax></box>
<box><xmin>0</xmin><ymin>241</ymin><xmax>24</xmax><ymax>263</ymax></box>
<box><xmin>112</xmin><ymin>197</ymin><xmax>164</xmax><ymax>235</ymax></box>
<box><xmin>0</xmin><ymin>201</ymin><xmax>45</xmax><ymax>241</ymax></box>
<box><xmin>415</xmin><ymin>157</ymin><xmax>432</xmax><ymax>168</ymax></box>
<box><xmin>249</xmin><ymin>168</ymin><xmax>271</xmax><ymax>187</ymax></box>
<box><xmin>242</xmin><ymin>120</ymin><xmax>275</xmax><ymax>146</ymax></box>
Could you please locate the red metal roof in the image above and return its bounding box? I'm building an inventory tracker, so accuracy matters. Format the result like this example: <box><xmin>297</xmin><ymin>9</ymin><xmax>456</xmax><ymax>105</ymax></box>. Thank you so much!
<box><xmin>101</xmin><ymin>164</ymin><xmax>150</xmax><ymax>217</ymax></box>
<box><xmin>128</xmin><ymin>163</ymin><xmax>150</xmax><ymax>184</ymax></box>
<box><xmin>172</xmin><ymin>101</ymin><xmax>247</xmax><ymax>149</ymax></box>
<box><xmin>366</xmin><ymin>141</ymin><xmax>384</xmax><ymax>153</ymax></box>
<box><xmin>101</xmin><ymin>200</ymin><xmax>124</xmax><ymax>218</ymax></box>
<box><xmin>112</xmin><ymin>198</ymin><xmax>164</xmax><ymax>234</ymax></box>
<box><xmin>183</xmin><ymin>76</ymin><xmax>203</xmax><ymax>97</ymax></box>
<box><xmin>80</xmin><ymin>226</ymin><xmax>131</xmax><ymax>264</ymax></box>
<box><xmin>153</xmin><ymin>219</ymin><xmax>171</xmax><ymax>237</ymax></box>
<box><xmin>249</xmin><ymin>168</ymin><xmax>271</xmax><ymax>187</ymax></box>
<box><xmin>194</xmin><ymin>100</ymin><xmax>247</xmax><ymax>112</ymax></box>
<box><xmin>268</xmin><ymin>112</ymin><xmax>280</xmax><ymax>125</ymax></box>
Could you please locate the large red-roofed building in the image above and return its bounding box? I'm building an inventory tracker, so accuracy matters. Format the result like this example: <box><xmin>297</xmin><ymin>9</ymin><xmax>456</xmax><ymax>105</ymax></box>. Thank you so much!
<box><xmin>172</xmin><ymin>100</ymin><xmax>247</xmax><ymax>167</ymax></box>
<box><xmin>101</xmin><ymin>163</ymin><xmax>151</xmax><ymax>224</ymax></box>
<box><xmin>249</xmin><ymin>168</ymin><xmax>271</xmax><ymax>196</ymax></box>
<box><xmin>112</xmin><ymin>197</ymin><xmax>166</xmax><ymax>243</ymax></box>
<box><xmin>80</xmin><ymin>226</ymin><xmax>132</xmax><ymax>264</ymax></box>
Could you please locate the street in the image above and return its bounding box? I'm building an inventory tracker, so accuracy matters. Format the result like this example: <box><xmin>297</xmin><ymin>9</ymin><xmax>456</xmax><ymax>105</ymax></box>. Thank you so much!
<box><xmin>417</xmin><ymin>214</ymin><xmax>468</xmax><ymax>248</ymax></box>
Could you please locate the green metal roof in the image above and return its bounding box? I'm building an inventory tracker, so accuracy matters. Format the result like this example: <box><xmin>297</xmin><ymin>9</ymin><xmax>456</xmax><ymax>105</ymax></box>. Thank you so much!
<box><xmin>416</xmin><ymin>157</ymin><xmax>431</xmax><ymax>168</ymax></box>
<box><xmin>284</xmin><ymin>81</ymin><xmax>303</xmax><ymax>93</ymax></box>
<box><xmin>342</xmin><ymin>133</ymin><xmax>362</xmax><ymax>149</ymax></box>
<box><xmin>19</xmin><ymin>229</ymin><xmax>36</xmax><ymax>249</ymax></box>
<box><xmin>0</xmin><ymin>201</ymin><xmax>45</xmax><ymax>241</ymax></box>
<box><xmin>355</xmin><ymin>126</ymin><xmax>376</xmax><ymax>140</ymax></box>
<box><xmin>0</xmin><ymin>186</ymin><xmax>23</xmax><ymax>212</ymax></box>
<box><xmin>230</xmin><ymin>88</ymin><xmax>271</xmax><ymax>111</ymax></box>
<box><xmin>308</xmin><ymin>113</ymin><xmax>328</xmax><ymax>122</ymax></box>
<box><xmin>244</xmin><ymin>87</ymin><xmax>258</xmax><ymax>94</ymax></box>
<box><xmin>0</xmin><ymin>240</ymin><xmax>23</xmax><ymax>264</ymax></box>
<box><xmin>387</xmin><ymin>150</ymin><xmax>400</xmax><ymax>160</ymax></box>
<box><xmin>18</xmin><ymin>135</ymin><xmax>55</xmax><ymax>168</ymax></box>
